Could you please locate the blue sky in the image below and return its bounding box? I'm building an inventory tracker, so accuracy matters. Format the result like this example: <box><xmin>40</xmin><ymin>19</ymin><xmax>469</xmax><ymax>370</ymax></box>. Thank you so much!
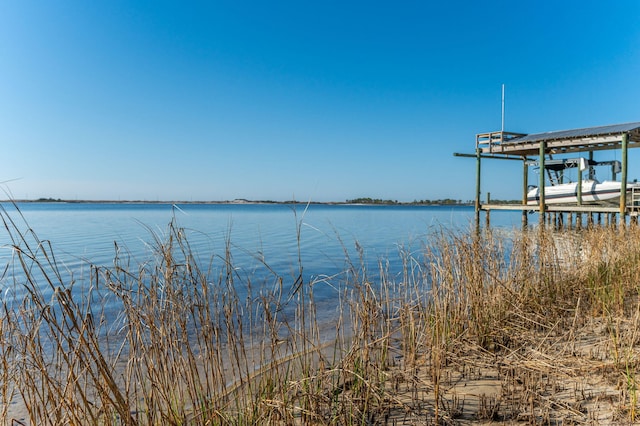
<box><xmin>1</xmin><ymin>1</ymin><xmax>639</xmax><ymax>202</ymax></box>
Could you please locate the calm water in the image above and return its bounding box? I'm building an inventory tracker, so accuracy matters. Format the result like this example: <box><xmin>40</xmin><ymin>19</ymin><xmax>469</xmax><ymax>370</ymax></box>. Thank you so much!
<box><xmin>0</xmin><ymin>202</ymin><xmax>522</xmax><ymax>303</ymax></box>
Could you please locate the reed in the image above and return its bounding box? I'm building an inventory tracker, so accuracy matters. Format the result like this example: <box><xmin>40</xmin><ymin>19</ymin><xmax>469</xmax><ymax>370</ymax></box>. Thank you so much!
<box><xmin>2</xmin><ymin>202</ymin><xmax>640</xmax><ymax>424</ymax></box>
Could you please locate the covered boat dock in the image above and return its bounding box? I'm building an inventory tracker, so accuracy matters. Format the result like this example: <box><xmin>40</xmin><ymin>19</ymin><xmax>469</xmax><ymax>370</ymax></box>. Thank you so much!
<box><xmin>454</xmin><ymin>122</ymin><xmax>640</xmax><ymax>229</ymax></box>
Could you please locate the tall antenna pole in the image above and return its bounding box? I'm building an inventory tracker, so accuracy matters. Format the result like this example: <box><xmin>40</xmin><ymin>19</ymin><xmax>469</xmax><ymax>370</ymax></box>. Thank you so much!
<box><xmin>501</xmin><ymin>84</ymin><xmax>505</xmax><ymax>133</ymax></box>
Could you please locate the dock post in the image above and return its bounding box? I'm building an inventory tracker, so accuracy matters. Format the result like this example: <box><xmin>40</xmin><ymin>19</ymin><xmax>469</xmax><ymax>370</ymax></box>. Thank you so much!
<box><xmin>577</xmin><ymin>163</ymin><xmax>583</xmax><ymax>205</ymax></box>
<box><xmin>539</xmin><ymin>141</ymin><xmax>546</xmax><ymax>226</ymax></box>
<box><xmin>475</xmin><ymin>148</ymin><xmax>482</xmax><ymax>232</ymax></box>
<box><xmin>486</xmin><ymin>192</ymin><xmax>491</xmax><ymax>228</ymax></box>
<box><xmin>620</xmin><ymin>133</ymin><xmax>629</xmax><ymax>219</ymax></box>
<box><xmin>568</xmin><ymin>212</ymin><xmax>573</xmax><ymax>230</ymax></box>
<box><xmin>522</xmin><ymin>158</ymin><xmax>528</xmax><ymax>228</ymax></box>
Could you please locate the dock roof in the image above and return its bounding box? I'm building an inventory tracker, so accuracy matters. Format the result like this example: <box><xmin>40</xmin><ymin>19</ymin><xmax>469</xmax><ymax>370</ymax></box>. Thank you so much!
<box><xmin>477</xmin><ymin>122</ymin><xmax>640</xmax><ymax>156</ymax></box>
<box><xmin>510</xmin><ymin>122</ymin><xmax>640</xmax><ymax>144</ymax></box>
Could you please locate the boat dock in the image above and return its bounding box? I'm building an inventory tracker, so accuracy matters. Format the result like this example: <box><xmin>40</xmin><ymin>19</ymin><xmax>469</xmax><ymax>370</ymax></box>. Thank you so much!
<box><xmin>454</xmin><ymin>122</ymin><xmax>640</xmax><ymax>229</ymax></box>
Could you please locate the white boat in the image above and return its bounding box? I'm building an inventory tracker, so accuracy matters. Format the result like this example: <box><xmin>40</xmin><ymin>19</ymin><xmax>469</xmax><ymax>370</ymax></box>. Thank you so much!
<box><xmin>527</xmin><ymin>180</ymin><xmax>640</xmax><ymax>205</ymax></box>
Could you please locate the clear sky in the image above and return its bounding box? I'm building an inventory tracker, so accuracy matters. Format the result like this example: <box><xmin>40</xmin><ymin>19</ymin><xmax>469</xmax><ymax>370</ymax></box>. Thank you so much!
<box><xmin>1</xmin><ymin>1</ymin><xmax>640</xmax><ymax>202</ymax></box>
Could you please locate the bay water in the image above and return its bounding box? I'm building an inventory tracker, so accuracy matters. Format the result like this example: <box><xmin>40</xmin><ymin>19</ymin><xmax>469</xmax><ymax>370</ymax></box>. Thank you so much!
<box><xmin>0</xmin><ymin>203</ymin><xmax>523</xmax><ymax>303</ymax></box>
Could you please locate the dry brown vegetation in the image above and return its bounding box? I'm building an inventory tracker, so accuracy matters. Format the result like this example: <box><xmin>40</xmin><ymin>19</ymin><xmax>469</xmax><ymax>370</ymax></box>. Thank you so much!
<box><xmin>2</xmin><ymin>203</ymin><xmax>640</xmax><ymax>425</ymax></box>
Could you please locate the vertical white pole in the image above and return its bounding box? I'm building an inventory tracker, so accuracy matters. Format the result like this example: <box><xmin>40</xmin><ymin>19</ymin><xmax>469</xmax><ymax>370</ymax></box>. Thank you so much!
<box><xmin>501</xmin><ymin>84</ymin><xmax>505</xmax><ymax>133</ymax></box>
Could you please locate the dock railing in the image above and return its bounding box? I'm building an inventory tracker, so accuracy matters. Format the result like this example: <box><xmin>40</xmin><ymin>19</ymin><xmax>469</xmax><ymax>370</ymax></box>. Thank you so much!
<box><xmin>476</xmin><ymin>131</ymin><xmax>527</xmax><ymax>153</ymax></box>
<box><xmin>629</xmin><ymin>186</ymin><xmax>640</xmax><ymax>212</ymax></box>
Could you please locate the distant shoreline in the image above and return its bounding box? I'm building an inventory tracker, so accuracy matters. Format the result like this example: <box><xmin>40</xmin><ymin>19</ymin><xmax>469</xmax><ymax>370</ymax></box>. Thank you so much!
<box><xmin>1</xmin><ymin>198</ymin><xmax>479</xmax><ymax>207</ymax></box>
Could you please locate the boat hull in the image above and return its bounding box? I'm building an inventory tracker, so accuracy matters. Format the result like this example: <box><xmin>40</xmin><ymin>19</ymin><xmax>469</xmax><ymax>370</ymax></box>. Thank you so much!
<box><xmin>526</xmin><ymin>181</ymin><xmax>640</xmax><ymax>205</ymax></box>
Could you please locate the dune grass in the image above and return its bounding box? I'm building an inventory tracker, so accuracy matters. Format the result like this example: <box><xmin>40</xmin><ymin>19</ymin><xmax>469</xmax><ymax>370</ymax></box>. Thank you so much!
<box><xmin>2</xmin><ymin>203</ymin><xmax>640</xmax><ymax>424</ymax></box>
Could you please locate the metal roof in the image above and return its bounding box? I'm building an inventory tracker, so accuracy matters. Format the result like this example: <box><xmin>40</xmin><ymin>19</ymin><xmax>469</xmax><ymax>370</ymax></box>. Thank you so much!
<box><xmin>509</xmin><ymin>122</ymin><xmax>640</xmax><ymax>144</ymax></box>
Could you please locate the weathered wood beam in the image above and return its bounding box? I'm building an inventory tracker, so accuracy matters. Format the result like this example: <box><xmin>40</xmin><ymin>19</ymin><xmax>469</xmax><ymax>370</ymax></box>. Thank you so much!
<box><xmin>479</xmin><ymin>133</ymin><xmax>640</xmax><ymax>153</ymax></box>
<box><xmin>453</xmin><ymin>152</ymin><xmax>525</xmax><ymax>160</ymax></box>
<box><xmin>479</xmin><ymin>204</ymin><xmax>622</xmax><ymax>213</ymax></box>
<box><xmin>479</xmin><ymin>140</ymin><xmax>640</xmax><ymax>156</ymax></box>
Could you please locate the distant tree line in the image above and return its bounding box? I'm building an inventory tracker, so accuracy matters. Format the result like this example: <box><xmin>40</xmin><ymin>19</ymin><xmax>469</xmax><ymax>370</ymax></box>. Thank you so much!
<box><xmin>346</xmin><ymin>198</ymin><xmax>473</xmax><ymax>205</ymax></box>
<box><xmin>346</xmin><ymin>198</ymin><xmax>522</xmax><ymax>206</ymax></box>
<box><xmin>409</xmin><ymin>199</ymin><xmax>468</xmax><ymax>205</ymax></box>
<box><xmin>346</xmin><ymin>198</ymin><xmax>400</xmax><ymax>205</ymax></box>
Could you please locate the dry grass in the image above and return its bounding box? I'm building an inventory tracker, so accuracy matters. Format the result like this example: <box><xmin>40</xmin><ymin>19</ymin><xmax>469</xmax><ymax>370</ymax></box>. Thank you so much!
<box><xmin>2</xmin><ymin>203</ymin><xmax>640</xmax><ymax>425</ymax></box>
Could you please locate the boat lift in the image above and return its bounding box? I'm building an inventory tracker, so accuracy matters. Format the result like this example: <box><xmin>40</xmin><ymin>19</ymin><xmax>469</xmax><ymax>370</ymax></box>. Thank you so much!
<box><xmin>454</xmin><ymin>122</ymin><xmax>640</xmax><ymax>229</ymax></box>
